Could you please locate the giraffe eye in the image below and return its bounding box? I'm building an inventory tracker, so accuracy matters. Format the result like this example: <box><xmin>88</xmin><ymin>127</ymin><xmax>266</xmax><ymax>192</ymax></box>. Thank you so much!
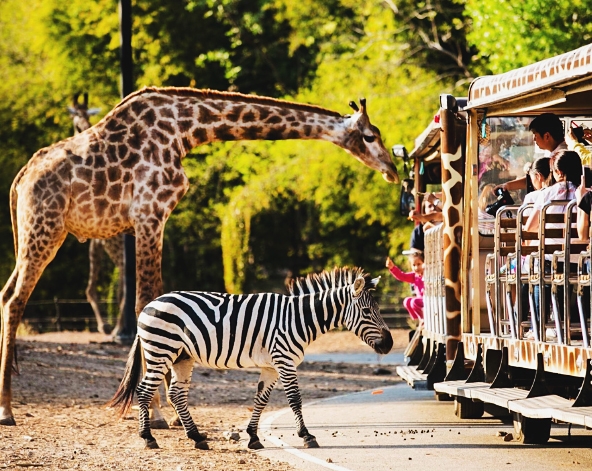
<box><xmin>363</xmin><ymin>135</ymin><xmax>375</xmax><ymax>143</ymax></box>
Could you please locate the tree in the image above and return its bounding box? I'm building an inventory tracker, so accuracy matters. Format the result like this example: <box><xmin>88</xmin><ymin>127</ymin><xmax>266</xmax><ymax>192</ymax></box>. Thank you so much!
<box><xmin>465</xmin><ymin>0</ymin><xmax>592</xmax><ymax>75</ymax></box>
<box><xmin>384</xmin><ymin>0</ymin><xmax>478</xmax><ymax>87</ymax></box>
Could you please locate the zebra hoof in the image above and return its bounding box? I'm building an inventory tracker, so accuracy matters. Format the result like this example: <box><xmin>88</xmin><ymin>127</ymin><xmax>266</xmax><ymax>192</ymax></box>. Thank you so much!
<box><xmin>248</xmin><ymin>440</ymin><xmax>264</xmax><ymax>450</ymax></box>
<box><xmin>194</xmin><ymin>440</ymin><xmax>209</xmax><ymax>450</ymax></box>
<box><xmin>303</xmin><ymin>437</ymin><xmax>319</xmax><ymax>448</ymax></box>
<box><xmin>145</xmin><ymin>439</ymin><xmax>159</xmax><ymax>449</ymax></box>
<box><xmin>0</xmin><ymin>416</ymin><xmax>16</xmax><ymax>426</ymax></box>
<box><xmin>150</xmin><ymin>418</ymin><xmax>170</xmax><ymax>430</ymax></box>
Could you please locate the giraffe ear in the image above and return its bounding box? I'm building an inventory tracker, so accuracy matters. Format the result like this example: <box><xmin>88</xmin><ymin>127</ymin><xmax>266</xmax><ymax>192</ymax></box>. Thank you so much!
<box><xmin>87</xmin><ymin>107</ymin><xmax>101</xmax><ymax>116</ymax></box>
<box><xmin>349</xmin><ymin>101</ymin><xmax>359</xmax><ymax>112</ymax></box>
<box><xmin>67</xmin><ymin>106</ymin><xmax>77</xmax><ymax>115</ymax></box>
<box><xmin>352</xmin><ymin>277</ymin><xmax>365</xmax><ymax>297</ymax></box>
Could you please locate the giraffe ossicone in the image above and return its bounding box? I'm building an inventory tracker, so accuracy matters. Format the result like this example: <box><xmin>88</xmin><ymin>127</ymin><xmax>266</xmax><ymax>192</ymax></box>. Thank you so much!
<box><xmin>0</xmin><ymin>86</ymin><xmax>398</xmax><ymax>426</ymax></box>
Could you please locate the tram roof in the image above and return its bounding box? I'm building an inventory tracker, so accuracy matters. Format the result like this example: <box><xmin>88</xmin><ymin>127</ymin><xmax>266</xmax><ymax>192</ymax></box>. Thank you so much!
<box><xmin>467</xmin><ymin>43</ymin><xmax>592</xmax><ymax>116</ymax></box>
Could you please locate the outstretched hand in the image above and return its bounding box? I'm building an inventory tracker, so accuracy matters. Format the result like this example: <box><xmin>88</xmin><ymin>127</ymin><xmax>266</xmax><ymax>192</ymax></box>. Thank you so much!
<box><xmin>385</xmin><ymin>257</ymin><xmax>394</xmax><ymax>269</ymax></box>
<box><xmin>576</xmin><ymin>174</ymin><xmax>588</xmax><ymax>204</ymax></box>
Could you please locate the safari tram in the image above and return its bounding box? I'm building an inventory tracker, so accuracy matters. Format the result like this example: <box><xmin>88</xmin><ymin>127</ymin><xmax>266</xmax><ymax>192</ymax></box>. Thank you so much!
<box><xmin>394</xmin><ymin>43</ymin><xmax>592</xmax><ymax>444</ymax></box>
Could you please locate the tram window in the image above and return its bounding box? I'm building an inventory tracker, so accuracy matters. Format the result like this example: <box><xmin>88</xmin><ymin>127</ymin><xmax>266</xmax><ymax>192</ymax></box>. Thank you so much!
<box><xmin>477</xmin><ymin>117</ymin><xmax>536</xmax><ymax>234</ymax></box>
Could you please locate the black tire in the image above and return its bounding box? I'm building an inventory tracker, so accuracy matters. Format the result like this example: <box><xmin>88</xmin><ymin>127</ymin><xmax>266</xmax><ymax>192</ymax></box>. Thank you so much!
<box><xmin>454</xmin><ymin>396</ymin><xmax>484</xmax><ymax>419</ymax></box>
<box><xmin>512</xmin><ymin>412</ymin><xmax>551</xmax><ymax>444</ymax></box>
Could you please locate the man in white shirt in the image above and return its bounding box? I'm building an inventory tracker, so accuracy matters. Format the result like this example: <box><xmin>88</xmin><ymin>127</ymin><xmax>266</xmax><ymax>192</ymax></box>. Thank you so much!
<box><xmin>498</xmin><ymin>113</ymin><xmax>567</xmax><ymax>192</ymax></box>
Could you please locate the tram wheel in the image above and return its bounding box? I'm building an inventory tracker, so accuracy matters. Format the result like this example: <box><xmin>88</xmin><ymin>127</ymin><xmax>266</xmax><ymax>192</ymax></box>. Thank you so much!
<box><xmin>454</xmin><ymin>396</ymin><xmax>484</xmax><ymax>419</ymax></box>
<box><xmin>435</xmin><ymin>392</ymin><xmax>454</xmax><ymax>401</ymax></box>
<box><xmin>512</xmin><ymin>412</ymin><xmax>551</xmax><ymax>444</ymax></box>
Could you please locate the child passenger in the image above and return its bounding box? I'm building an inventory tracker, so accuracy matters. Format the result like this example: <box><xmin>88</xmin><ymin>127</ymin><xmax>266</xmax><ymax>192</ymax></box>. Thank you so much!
<box><xmin>386</xmin><ymin>249</ymin><xmax>424</xmax><ymax>324</ymax></box>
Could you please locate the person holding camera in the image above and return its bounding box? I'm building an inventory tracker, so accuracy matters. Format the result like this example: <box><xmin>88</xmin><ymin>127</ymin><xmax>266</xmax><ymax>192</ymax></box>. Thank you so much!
<box><xmin>565</xmin><ymin>125</ymin><xmax>592</xmax><ymax>165</ymax></box>
<box><xmin>496</xmin><ymin>113</ymin><xmax>566</xmax><ymax>194</ymax></box>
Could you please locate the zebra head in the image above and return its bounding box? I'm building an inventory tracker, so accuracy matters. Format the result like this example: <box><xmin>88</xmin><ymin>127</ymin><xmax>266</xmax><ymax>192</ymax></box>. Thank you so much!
<box><xmin>346</xmin><ymin>273</ymin><xmax>393</xmax><ymax>355</ymax></box>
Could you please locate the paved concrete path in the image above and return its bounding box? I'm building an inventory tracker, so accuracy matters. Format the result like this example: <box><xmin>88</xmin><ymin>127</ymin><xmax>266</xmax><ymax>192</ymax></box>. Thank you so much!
<box><xmin>255</xmin><ymin>383</ymin><xmax>592</xmax><ymax>471</ymax></box>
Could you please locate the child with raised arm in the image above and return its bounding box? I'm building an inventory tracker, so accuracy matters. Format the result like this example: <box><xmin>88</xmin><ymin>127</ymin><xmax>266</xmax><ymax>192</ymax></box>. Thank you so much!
<box><xmin>386</xmin><ymin>249</ymin><xmax>424</xmax><ymax>323</ymax></box>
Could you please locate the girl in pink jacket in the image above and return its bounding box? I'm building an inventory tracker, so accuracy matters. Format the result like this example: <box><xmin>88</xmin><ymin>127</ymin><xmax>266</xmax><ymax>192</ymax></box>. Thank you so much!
<box><xmin>386</xmin><ymin>250</ymin><xmax>424</xmax><ymax>321</ymax></box>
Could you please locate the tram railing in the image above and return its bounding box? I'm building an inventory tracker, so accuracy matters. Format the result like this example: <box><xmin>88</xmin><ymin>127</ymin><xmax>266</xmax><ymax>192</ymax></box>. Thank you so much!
<box><xmin>424</xmin><ymin>224</ymin><xmax>445</xmax><ymax>336</ymax></box>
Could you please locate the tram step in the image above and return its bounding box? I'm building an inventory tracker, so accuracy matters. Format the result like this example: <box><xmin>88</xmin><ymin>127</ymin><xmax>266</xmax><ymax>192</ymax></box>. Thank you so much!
<box><xmin>508</xmin><ymin>395</ymin><xmax>573</xmax><ymax>419</ymax></box>
<box><xmin>470</xmin><ymin>387</ymin><xmax>529</xmax><ymax>409</ymax></box>
<box><xmin>433</xmin><ymin>381</ymin><xmax>490</xmax><ymax>398</ymax></box>
<box><xmin>551</xmin><ymin>406</ymin><xmax>592</xmax><ymax>427</ymax></box>
<box><xmin>395</xmin><ymin>366</ymin><xmax>428</xmax><ymax>390</ymax></box>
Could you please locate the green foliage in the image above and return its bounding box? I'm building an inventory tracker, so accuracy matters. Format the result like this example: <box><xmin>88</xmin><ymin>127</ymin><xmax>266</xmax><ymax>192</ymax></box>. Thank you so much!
<box><xmin>8</xmin><ymin>0</ymin><xmax>592</xmax><ymax>322</ymax></box>
<box><xmin>465</xmin><ymin>0</ymin><xmax>592</xmax><ymax>75</ymax></box>
<box><xmin>385</xmin><ymin>0</ymin><xmax>477</xmax><ymax>86</ymax></box>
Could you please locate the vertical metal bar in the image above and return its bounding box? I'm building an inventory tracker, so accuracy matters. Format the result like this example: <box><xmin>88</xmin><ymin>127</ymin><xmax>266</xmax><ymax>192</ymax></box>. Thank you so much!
<box><xmin>116</xmin><ymin>0</ymin><xmax>136</xmax><ymax>343</ymax></box>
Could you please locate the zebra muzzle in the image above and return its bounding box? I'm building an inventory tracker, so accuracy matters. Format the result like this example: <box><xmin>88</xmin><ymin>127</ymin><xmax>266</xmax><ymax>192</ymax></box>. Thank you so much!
<box><xmin>373</xmin><ymin>328</ymin><xmax>393</xmax><ymax>354</ymax></box>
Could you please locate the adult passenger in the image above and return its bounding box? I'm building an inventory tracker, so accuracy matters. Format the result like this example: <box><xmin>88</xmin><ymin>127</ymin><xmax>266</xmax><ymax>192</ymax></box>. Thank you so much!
<box><xmin>498</xmin><ymin>113</ymin><xmax>567</xmax><ymax>193</ymax></box>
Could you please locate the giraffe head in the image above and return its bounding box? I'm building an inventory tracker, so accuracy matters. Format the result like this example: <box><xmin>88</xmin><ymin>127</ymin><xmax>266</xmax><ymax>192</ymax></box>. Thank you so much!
<box><xmin>344</xmin><ymin>98</ymin><xmax>399</xmax><ymax>183</ymax></box>
<box><xmin>67</xmin><ymin>92</ymin><xmax>101</xmax><ymax>134</ymax></box>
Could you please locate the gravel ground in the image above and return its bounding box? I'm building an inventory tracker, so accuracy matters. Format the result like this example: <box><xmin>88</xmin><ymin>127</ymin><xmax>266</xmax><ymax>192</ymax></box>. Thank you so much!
<box><xmin>0</xmin><ymin>329</ymin><xmax>407</xmax><ymax>470</ymax></box>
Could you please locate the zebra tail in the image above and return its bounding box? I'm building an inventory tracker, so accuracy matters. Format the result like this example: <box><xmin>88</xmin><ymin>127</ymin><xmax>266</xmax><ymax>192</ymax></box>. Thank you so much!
<box><xmin>108</xmin><ymin>335</ymin><xmax>143</xmax><ymax>417</ymax></box>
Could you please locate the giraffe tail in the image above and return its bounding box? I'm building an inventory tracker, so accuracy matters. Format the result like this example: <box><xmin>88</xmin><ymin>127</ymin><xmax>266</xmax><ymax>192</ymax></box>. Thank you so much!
<box><xmin>108</xmin><ymin>335</ymin><xmax>143</xmax><ymax>417</ymax></box>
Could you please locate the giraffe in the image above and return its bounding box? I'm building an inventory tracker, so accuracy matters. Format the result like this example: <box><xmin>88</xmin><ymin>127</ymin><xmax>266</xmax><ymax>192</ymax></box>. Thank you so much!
<box><xmin>0</xmin><ymin>86</ymin><xmax>399</xmax><ymax>426</ymax></box>
<box><xmin>69</xmin><ymin>93</ymin><xmax>125</xmax><ymax>336</ymax></box>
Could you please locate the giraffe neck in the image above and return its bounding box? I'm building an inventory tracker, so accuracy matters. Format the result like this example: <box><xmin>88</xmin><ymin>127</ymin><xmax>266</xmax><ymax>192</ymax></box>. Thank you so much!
<box><xmin>98</xmin><ymin>88</ymin><xmax>354</xmax><ymax>159</ymax></box>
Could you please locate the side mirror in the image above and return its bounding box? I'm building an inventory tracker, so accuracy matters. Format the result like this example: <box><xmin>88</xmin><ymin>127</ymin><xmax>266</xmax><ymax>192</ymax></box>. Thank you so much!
<box><xmin>391</xmin><ymin>145</ymin><xmax>408</xmax><ymax>159</ymax></box>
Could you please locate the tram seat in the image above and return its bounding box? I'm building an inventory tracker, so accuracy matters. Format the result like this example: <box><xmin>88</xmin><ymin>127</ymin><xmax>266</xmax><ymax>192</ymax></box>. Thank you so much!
<box><xmin>528</xmin><ymin>201</ymin><xmax>588</xmax><ymax>344</ymax></box>
<box><xmin>484</xmin><ymin>205</ymin><xmax>519</xmax><ymax>337</ymax></box>
<box><xmin>575</xmin><ymin>228</ymin><xmax>591</xmax><ymax>347</ymax></box>
<box><xmin>550</xmin><ymin>200</ymin><xmax>590</xmax><ymax>346</ymax></box>
<box><xmin>504</xmin><ymin>204</ymin><xmax>538</xmax><ymax>339</ymax></box>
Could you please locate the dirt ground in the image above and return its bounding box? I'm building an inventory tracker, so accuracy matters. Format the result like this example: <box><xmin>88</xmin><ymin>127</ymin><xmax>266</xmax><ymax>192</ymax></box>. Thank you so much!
<box><xmin>0</xmin><ymin>329</ymin><xmax>408</xmax><ymax>470</ymax></box>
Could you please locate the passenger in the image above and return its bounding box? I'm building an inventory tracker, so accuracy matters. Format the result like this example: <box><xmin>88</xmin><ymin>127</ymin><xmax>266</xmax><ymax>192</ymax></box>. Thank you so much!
<box><xmin>408</xmin><ymin>193</ymin><xmax>443</xmax><ymax>253</ymax></box>
<box><xmin>524</xmin><ymin>150</ymin><xmax>581</xmax><ymax>234</ymax></box>
<box><xmin>523</xmin><ymin>150</ymin><xmax>582</xmax><ymax>337</ymax></box>
<box><xmin>565</xmin><ymin>124</ymin><xmax>592</xmax><ymax>166</ymax></box>
<box><xmin>386</xmin><ymin>250</ymin><xmax>424</xmax><ymax>328</ymax></box>
<box><xmin>478</xmin><ymin>184</ymin><xmax>497</xmax><ymax>234</ymax></box>
<box><xmin>517</xmin><ymin>157</ymin><xmax>551</xmax><ymax>328</ymax></box>
<box><xmin>577</xmin><ymin>176</ymin><xmax>592</xmax><ymax>240</ymax></box>
<box><xmin>497</xmin><ymin>113</ymin><xmax>566</xmax><ymax>193</ymax></box>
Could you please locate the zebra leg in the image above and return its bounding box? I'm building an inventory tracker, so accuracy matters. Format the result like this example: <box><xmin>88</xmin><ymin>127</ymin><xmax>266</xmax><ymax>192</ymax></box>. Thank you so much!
<box><xmin>277</xmin><ymin>363</ymin><xmax>319</xmax><ymax>448</ymax></box>
<box><xmin>137</xmin><ymin>371</ymin><xmax>167</xmax><ymax>449</ymax></box>
<box><xmin>168</xmin><ymin>357</ymin><xmax>208</xmax><ymax>450</ymax></box>
<box><xmin>246</xmin><ymin>367</ymin><xmax>278</xmax><ymax>449</ymax></box>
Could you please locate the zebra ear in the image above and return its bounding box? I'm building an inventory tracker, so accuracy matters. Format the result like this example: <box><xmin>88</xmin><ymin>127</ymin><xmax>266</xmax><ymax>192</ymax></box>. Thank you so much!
<box><xmin>368</xmin><ymin>276</ymin><xmax>380</xmax><ymax>290</ymax></box>
<box><xmin>352</xmin><ymin>277</ymin><xmax>365</xmax><ymax>297</ymax></box>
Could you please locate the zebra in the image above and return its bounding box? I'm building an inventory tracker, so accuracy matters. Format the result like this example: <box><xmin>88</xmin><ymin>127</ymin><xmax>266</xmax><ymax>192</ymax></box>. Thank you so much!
<box><xmin>109</xmin><ymin>267</ymin><xmax>393</xmax><ymax>450</ymax></box>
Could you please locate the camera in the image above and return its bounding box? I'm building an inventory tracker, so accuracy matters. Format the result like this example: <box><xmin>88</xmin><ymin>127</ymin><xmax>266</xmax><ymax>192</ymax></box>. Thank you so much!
<box><xmin>485</xmin><ymin>187</ymin><xmax>514</xmax><ymax>216</ymax></box>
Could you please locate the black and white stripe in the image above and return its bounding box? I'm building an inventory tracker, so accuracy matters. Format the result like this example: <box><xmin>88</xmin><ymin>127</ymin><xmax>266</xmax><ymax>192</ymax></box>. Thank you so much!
<box><xmin>110</xmin><ymin>267</ymin><xmax>393</xmax><ymax>450</ymax></box>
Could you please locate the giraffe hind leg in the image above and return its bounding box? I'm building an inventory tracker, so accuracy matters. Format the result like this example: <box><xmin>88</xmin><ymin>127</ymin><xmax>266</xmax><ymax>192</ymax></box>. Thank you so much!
<box><xmin>247</xmin><ymin>367</ymin><xmax>278</xmax><ymax>449</ymax></box>
<box><xmin>168</xmin><ymin>356</ymin><xmax>208</xmax><ymax>449</ymax></box>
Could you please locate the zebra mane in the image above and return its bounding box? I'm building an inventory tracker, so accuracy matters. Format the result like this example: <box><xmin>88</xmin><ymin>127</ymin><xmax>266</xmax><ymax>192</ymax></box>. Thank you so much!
<box><xmin>287</xmin><ymin>267</ymin><xmax>371</xmax><ymax>296</ymax></box>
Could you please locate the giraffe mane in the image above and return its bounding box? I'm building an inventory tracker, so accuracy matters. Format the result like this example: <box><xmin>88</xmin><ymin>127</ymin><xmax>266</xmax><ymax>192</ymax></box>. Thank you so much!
<box><xmin>287</xmin><ymin>267</ymin><xmax>369</xmax><ymax>296</ymax></box>
<box><xmin>111</xmin><ymin>86</ymin><xmax>342</xmax><ymax>118</ymax></box>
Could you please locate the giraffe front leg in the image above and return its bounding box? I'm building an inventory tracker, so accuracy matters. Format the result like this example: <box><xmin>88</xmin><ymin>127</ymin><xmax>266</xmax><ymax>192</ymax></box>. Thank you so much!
<box><xmin>134</xmin><ymin>224</ymin><xmax>172</xmax><ymax>430</ymax></box>
<box><xmin>247</xmin><ymin>367</ymin><xmax>278</xmax><ymax>449</ymax></box>
<box><xmin>276</xmin><ymin>362</ymin><xmax>319</xmax><ymax>448</ymax></box>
